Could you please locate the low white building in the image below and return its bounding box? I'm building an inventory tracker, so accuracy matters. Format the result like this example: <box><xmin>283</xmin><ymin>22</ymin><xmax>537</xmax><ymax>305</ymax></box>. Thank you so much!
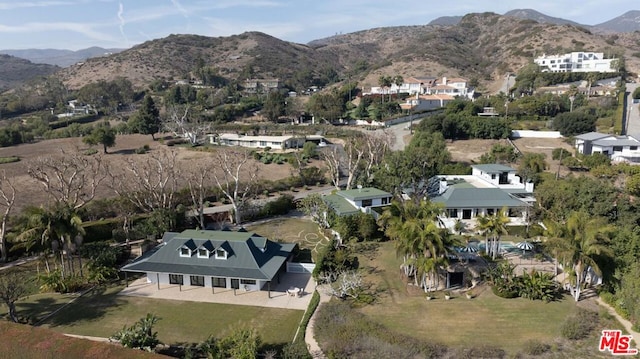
<box><xmin>534</xmin><ymin>52</ymin><xmax>616</xmax><ymax>73</ymax></box>
<box><xmin>210</xmin><ymin>133</ymin><xmax>325</xmax><ymax>150</ymax></box>
<box><xmin>575</xmin><ymin>132</ymin><xmax>640</xmax><ymax>163</ymax></box>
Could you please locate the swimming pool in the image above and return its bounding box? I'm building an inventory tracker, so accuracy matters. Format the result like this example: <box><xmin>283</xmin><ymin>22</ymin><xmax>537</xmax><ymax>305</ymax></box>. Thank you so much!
<box><xmin>477</xmin><ymin>241</ymin><xmax>517</xmax><ymax>253</ymax></box>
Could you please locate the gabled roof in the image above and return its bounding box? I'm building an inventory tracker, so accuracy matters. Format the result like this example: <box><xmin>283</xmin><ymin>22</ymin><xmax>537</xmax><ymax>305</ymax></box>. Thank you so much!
<box><xmin>431</xmin><ymin>187</ymin><xmax>529</xmax><ymax>209</ymax></box>
<box><xmin>471</xmin><ymin>164</ymin><xmax>516</xmax><ymax>173</ymax></box>
<box><xmin>122</xmin><ymin>229</ymin><xmax>295</xmax><ymax>281</ymax></box>
<box><xmin>574</xmin><ymin>132</ymin><xmax>611</xmax><ymax>141</ymax></box>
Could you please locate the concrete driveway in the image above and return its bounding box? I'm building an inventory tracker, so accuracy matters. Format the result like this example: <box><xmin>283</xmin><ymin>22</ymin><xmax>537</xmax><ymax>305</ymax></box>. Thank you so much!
<box><xmin>119</xmin><ymin>272</ymin><xmax>315</xmax><ymax>311</ymax></box>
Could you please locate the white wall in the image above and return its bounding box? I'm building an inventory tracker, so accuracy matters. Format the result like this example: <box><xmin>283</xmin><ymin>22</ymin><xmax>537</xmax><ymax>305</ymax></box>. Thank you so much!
<box><xmin>145</xmin><ymin>272</ymin><xmax>264</xmax><ymax>291</ymax></box>
<box><xmin>511</xmin><ymin>130</ymin><xmax>563</xmax><ymax>138</ymax></box>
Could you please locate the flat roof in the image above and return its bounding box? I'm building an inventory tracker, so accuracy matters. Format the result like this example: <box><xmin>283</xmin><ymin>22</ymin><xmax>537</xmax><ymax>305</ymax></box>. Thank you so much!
<box><xmin>339</xmin><ymin>187</ymin><xmax>392</xmax><ymax>201</ymax></box>
<box><xmin>471</xmin><ymin>164</ymin><xmax>516</xmax><ymax>173</ymax></box>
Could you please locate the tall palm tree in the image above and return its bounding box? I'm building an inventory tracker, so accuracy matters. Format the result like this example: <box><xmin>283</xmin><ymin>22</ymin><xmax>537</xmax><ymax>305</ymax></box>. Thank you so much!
<box><xmin>379</xmin><ymin>199</ymin><xmax>456</xmax><ymax>290</ymax></box>
<box><xmin>546</xmin><ymin>211</ymin><xmax>614</xmax><ymax>301</ymax></box>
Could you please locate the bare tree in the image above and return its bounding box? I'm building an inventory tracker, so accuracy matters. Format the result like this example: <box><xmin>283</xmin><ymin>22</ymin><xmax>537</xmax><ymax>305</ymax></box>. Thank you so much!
<box><xmin>163</xmin><ymin>104</ymin><xmax>211</xmax><ymax>146</ymax></box>
<box><xmin>320</xmin><ymin>146</ymin><xmax>342</xmax><ymax>190</ymax></box>
<box><xmin>343</xmin><ymin>137</ymin><xmax>365</xmax><ymax>190</ymax></box>
<box><xmin>210</xmin><ymin>148</ymin><xmax>258</xmax><ymax>224</ymax></box>
<box><xmin>0</xmin><ymin>171</ymin><xmax>16</xmax><ymax>263</ymax></box>
<box><xmin>27</xmin><ymin>151</ymin><xmax>106</xmax><ymax>209</ymax></box>
<box><xmin>185</xmin><ymin>161</ymin><xmax>215</xmax><ymax>229</ymax></box>
<box><xmin>322</xmin><ymin>271</ymin><xmax>364</xmax><ymax>299</ymax></box>
<box><xmin>362</xmin><ymin>130</ymin><xmax>394</xmax><ymax>182</ymax></box>
<box><xmin>109</xmin><ymin>150</ymin><xmax>179</xmax><ymax>213</ymax></box>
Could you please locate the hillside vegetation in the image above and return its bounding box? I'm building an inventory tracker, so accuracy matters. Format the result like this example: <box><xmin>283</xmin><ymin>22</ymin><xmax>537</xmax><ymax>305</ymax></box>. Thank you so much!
<box><xmin>49</xmin><ymin>13</ymin><xmax>640</xmax><ymax>95</ymax></box>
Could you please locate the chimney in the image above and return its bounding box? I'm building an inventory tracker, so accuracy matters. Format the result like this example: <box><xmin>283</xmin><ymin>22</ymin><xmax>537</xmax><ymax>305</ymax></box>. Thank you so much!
<box><xmin>442</xmin><ymin>77</ymin><xmax>447</xmax><ymax>85</ymax></box>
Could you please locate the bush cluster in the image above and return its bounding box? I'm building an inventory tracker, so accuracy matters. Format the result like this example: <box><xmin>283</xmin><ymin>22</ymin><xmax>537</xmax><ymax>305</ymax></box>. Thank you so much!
<box><xmin>560</xmin><ymin>309</ymin><xmax>599</xmax><ymax>340</ymax></box>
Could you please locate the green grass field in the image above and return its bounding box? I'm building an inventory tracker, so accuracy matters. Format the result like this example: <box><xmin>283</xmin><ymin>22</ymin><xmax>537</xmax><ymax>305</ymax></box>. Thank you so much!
<box><xmin>2</xmin><ymin>283</ymin><xmax>303</xmax><ymax>347</ymax></box>
<box><xmin>356</xmin><ymin>241</ymin><xmax>581</xmax><ymax>354</ymax></box>
<box><xmin>248</xmin><ymin>217</ymin><xmax>329</xmax><ymax>262</ymax></box>
<box><xmin>34</xmin><ymin>285</ymin><xmax>303</xmax><ymax>346</ymax></box>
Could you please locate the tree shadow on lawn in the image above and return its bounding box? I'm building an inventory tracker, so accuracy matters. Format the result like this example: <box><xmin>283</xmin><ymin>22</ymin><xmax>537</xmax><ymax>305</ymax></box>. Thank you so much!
<box><xmin>40</xmin><ymin>285</ymin><xmax>127</xmax><ymax>328</ymax></box>
<box><xmin>13</xmin><ymin>297</ymin><xmax>63</xmax><ymax>324</ymax></box>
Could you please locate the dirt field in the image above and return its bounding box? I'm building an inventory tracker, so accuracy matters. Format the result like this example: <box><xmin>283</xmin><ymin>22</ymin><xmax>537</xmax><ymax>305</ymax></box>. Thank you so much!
<box><xmin>0</xmin><ymin>134</ymin><xmax>292</xmax><ymax>213</ymax></box>
<box><xmin>446</xmin><ymin>137</ymin><xmax>574</xmax><ymax>176</ymax></box>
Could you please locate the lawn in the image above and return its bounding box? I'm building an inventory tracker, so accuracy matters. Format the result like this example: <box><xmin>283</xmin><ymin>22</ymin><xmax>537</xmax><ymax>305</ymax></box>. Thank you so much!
<box><xmin>33</xmin><ymin>284</ymin><xmax>303</xmax><ymax>346</ymax></box>
<box><xmin>356</xmin><ymin>241</ymin><xmax>580</xmax><ymax>355</ymax></box>
<box><xmin>248</xmin><ymin>217</ymin><xmax>329</xmax><ymax>262</ymax></box>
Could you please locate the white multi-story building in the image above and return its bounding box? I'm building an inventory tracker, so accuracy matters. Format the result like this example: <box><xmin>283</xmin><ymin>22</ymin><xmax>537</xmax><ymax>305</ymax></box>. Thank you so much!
<box><xmin>574</xmin><ymin>132</ymin><xmax>640</xmax><ymax>163</ymax></box>
<box><xmin>534</xmin><ymin>52</ymin><xmax>616</xmax><ymax>73</ymax></box>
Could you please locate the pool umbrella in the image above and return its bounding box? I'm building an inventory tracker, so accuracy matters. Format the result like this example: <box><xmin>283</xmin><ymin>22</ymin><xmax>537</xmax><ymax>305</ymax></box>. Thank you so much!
<box><xmin>516</xmin><ymin>241</ymin><xmax>535</xmax><ymax>264</ymax></box>
<box><xmin>460</xmin><ymin>244</ymin><xmax>479</xmax><ymax>253</ymax></box>
<box><xmin>516</xmin><ymin>241</ymin><xmax>534</xmax><ymax>253</ymax></box>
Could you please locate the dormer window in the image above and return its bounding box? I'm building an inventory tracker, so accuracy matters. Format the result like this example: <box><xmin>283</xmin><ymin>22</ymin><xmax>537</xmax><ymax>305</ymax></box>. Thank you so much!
<box><xmin>180</xmin><ymin>247</ymin><xmax>191</xmax><ymax>257</ymax></box>
<box><xmin>215</xmin><ymin>248</ymin><xmax>227</xmax><ymax>259</ymax></box>
<box><xmin>197</xmin><ymin>248</ymin><xmax>210</xmax><ymax>258</ymax></box>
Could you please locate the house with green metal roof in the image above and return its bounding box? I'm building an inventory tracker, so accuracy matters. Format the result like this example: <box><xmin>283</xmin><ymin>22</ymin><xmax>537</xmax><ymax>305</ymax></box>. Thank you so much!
<box><xmin>427</xmin><ymin>164</ymin><xmax>535</xmax><ymax>231</ymax></box>
<box><xmin>322</xmin><ymin>187</ymin><xmax>393</xmax><ymax>216</ymax></box>
<box><xmin>121</xmin><ymin>229</ymin><xmax>296</xmax><ymax>292</ymax></box>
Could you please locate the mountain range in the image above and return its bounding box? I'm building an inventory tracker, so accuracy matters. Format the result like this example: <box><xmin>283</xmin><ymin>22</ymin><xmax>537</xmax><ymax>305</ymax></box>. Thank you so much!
<box><xmin>1</xmin><ymin>9</ymin><xmax>640</xmax><ymax>93</ymax></box>
<box><xmin>0</xmin><ymin>47</ymin><xmax>124</xmax><ymax>67</ymax></box>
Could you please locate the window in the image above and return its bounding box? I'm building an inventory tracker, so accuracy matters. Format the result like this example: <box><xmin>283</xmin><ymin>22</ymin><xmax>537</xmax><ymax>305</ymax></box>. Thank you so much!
<box><xmin>381</xmin><ymin>197</ymin><xmax>389</xmax><ymax>205</ymax></box>
<box><xmin>215</xmin><ymin>249</ymin><xmax>227</xmax><ymax>259</ymax></box>
<box><xmin>240</xmin><ymin>279</ymin><xmax>257</xmax><ymax>285</ymax></box>
<box><xmin>361</xmin><ymin>199</ymin><xmax>373</xmax><ymax>207</ymax></box>
<box><xmin>613</xmin><ymin>146</ymin><xmax>623</xmax><ymax>152</ymax></box>
<box><xmin>631</xmin><ymin>146</ymin><xmax>638</xmax><ymax>150</ymax></box>
<box><xmin>212</xmin><ymin>277</ymin><xmax>226</xmax><ymax>288</ymax></box>
<box><xmin>259</xmin><ymin>141</ymin><xmax>267</xmax><ymax>146</ymax></box>
<box><xmin>197</xmin><ymin>248</ymin><xmax>209</xmax><ymax>258</ymax></box>
<box><xmin>180</xmin><ymin>247</ymin><xmax>191</xmax><ymax>257</ymax></box>
<box><xmin>447</xmin><ymin>209</ymin><xmax>458</xmax><ymax>218</ymax></box>
<box><xmin>169</xmin><ymin>274</ymin><xmax>183</xmax><ymax>285</ymax></box>
<box><xmin>487</xmin><ymin>208</ymin><xmax>495</xmax><ymax>216</ymax></box>
<box><xmin>190</xmin><ymin>275</ymin><xmax>205</xmax><ymax>287</ymax></box>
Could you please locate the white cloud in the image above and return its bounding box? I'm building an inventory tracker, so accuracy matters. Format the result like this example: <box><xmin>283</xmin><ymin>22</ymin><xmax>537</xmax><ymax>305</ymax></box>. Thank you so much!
<box><xmin>0</xmin><ymin>1</ymin><xmax>76</xmax><ymax>10</ymax></box>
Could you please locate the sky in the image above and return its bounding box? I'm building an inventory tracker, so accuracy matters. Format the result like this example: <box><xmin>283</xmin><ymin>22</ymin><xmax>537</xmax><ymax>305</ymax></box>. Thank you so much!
<box><xmin>0</xmin><ymin>0</ymin><xmax>636</xmax><ymax>51</ymax></box>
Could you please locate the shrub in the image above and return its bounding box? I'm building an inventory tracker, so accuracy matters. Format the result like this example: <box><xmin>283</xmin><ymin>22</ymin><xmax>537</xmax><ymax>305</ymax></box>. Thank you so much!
<box><xmin>135</xmin><ymin>146</ymin><xmax>148</xmax><ymax>154</ymax></box>
<box><xmin>523</xmin><ymin>339</ymin><xmax>550</xmax><ymax>355</ymax></box>
<box><xmin>0</xmin><ymin>156</ymin><xmax>20</xmax><ymax>164</ymax></box>
<box><xmin>83</xmin><ymin>148</ymin><xmax>98</xmax><ymax>156</ymax></box>
<box><xmin>561</xmin><ymin>309</ymin><xmax>599</xmax><ymax>340</ymax></box>
<box><xmin>111</xmin><ymin>313</ymin><xmax>161</xmax><ymax>351</ymax></box>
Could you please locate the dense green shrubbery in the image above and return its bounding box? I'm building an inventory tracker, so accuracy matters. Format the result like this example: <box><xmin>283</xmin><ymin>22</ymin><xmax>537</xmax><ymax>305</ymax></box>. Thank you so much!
<box><xmin>312</xmin><ymin>240</ymin><xmax>358</xmax><ymax>280</ymax></box>
<box><xmin>485</xmin><ymin>261</ymin><xmax>560</xmax><ymax>302</ymax></box>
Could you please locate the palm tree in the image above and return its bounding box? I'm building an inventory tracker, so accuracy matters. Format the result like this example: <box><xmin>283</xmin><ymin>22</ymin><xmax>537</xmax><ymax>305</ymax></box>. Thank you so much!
<box><xmin>378</xmin><ymin>76</ymin><xmax>392</xmax><ymax>103</ymax></box>
<box><xmin>476</xmin><ymin>209</ymin><xmax>509</xmax><ymax>259</ymax></box>
<box><xmin>379</xmin><ymin>199</ymin><xmax>456</xmax><ymax>290</ymax></box>
<box><xmin>13</xmin><ymin>205</ymin><xmax>85</xmax><ymax>278</ymax></box>
<box><xmin>546</xmin><ymin>211</ymin><xmax>614</xmax><ymax>301</ymax></box>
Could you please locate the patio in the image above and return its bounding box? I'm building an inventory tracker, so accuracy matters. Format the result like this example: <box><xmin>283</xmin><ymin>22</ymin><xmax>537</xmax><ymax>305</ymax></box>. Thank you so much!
<box><xmin>119</xmin><ymin>272</ymin><xmax>316</xmax><ymax>311</ymax></box>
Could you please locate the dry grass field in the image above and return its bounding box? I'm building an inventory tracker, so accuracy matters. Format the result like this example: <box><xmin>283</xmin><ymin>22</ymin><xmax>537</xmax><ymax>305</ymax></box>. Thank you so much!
<box><xmin>0</xmin><ymin>134</ymin><xmax>292</xmax><ymax>213</ymax></box>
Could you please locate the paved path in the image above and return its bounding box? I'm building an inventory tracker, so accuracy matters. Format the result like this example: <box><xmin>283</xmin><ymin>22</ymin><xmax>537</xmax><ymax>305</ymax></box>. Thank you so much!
<box><xmin>304</xmin><ymin>286</ymin><xmax>332</xmax><ymax>359</ymax></box>
<box><xmin>625</xmin><ymin>82</ymin><xmax>640</xmax><ymax>137</ymax></box>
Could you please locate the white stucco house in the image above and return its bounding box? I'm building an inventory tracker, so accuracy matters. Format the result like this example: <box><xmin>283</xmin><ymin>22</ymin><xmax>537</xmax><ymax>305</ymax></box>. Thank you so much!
<box><xmin>400</xmin><ymin>94</ymin><xmax>456</xmax><ymax>112</ymax></box>
<box><xmin>534</xmin><ymin>52</ymin><xmax>616</xmax><ymax>73</ymax></box>
<box><xmin>121</xmin><ymin>229</ymin><xmax>296</xmax><ymax>293</ymax></box>
<box><xmin>426</xmin><ymin>164</ymin><xmax>535</xmax><ymax>232</ymax></box>
<box><xmin>575</xmin><ymin>132</ymin><xmax>640</xmax><ymax>163</ymax></box>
